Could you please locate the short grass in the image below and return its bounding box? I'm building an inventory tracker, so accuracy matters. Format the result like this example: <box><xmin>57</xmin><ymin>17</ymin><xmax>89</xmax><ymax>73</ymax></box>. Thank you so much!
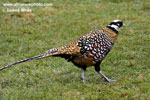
<box><xmin>0</xmin><ymin>0</ymin><xmax>150</xmax><ymax>100</ymax></box>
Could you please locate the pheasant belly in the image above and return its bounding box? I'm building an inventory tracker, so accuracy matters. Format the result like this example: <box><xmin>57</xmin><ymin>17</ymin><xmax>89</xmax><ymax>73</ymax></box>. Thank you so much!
<box><xmin>72</xmin><ymin>54</ymin><xmax>95</xmax><ymax>67</ymax></box>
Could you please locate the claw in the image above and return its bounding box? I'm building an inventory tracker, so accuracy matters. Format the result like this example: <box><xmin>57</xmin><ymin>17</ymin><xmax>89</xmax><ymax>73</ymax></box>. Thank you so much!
<box><xmin>80</xmin><ymin>77</ymin><xmax>85</xmax><ymax>83</ymax></box>
<box><xmin>98</xmin><ymin>71</ymin><xmax>116</xmax><ymax>82</ymax></box>
<box><xmin>82</xmin><ymin>79</ymin><xmax>85</xmax><ymax>83</ymax></box>
<box><xmin>104</xmin><ymin>78</ymin><xmax>116</xmax><ymax>82</ymax></box>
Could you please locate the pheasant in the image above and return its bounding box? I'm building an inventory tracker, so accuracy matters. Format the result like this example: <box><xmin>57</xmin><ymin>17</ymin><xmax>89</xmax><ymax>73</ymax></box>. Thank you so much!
<box><xmin>0</xmin><ymin>20</ymin><xmax>124</xmax><ymax>82</ymax></box>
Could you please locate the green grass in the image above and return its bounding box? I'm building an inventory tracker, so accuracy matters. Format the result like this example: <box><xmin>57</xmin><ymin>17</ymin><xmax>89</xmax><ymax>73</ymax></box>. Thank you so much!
<box><xmin>0</xmin><ymin>0</ymin><xmax>150</xmax><ymax>99</ymax></box>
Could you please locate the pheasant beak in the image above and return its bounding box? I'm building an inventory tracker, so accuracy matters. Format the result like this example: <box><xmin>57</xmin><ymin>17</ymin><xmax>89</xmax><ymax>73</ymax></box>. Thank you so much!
<box><xmin>123</xmin><ymin>23</ymin><xmax>126</xmax><ymax>26</ymax></box>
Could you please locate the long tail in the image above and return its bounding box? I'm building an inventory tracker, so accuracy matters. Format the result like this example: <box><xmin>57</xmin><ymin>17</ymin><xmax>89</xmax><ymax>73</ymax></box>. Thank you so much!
<box><xmin>0</xmin><ymin>48</ymin><xmax>59</xmax><ymax>71</ymax></box>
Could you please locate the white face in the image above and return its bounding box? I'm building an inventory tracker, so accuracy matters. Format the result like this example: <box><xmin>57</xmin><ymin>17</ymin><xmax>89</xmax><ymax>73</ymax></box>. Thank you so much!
<box><xmin>112</xmin><ymin>20</ymin><xmax>121</xmax><ymax>23</ymax></box>
<box><xmin>108</xmin><ymin>24</ymin><xmax>119</xmax><ymax>31</ymax></box>
<box><xmin>107</xmin><ymin>20</ymin><xmax>123</xmax><ymax>31</ymax></box>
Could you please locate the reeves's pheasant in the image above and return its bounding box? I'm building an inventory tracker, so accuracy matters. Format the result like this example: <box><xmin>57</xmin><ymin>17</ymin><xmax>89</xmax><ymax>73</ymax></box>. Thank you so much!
<box><xmin>0</xmin><ymin>20</ymin><xmax>125</xmax><ymax>82</ymax></box>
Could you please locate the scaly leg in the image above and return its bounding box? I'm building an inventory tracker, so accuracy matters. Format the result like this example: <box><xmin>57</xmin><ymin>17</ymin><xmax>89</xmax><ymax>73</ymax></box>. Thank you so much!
<box><xmin>98</xmin><ymin>71</ymin><xmax>116</xmax><ymax>82</ymax></box>
<box><xmin>81</xmin><ymin>69</ymin><xmax>85</xmax><ymax>83</ymax></box>
<box><xmin>94</xmin><ymin>62</ymin><xmax>116</xmax><ymax>82</ymax></box>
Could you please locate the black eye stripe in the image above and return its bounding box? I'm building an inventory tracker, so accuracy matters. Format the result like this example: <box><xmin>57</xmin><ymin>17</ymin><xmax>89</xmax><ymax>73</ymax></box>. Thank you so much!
<box><xmin>110</xmin><ymin>22</ymin><xmax>123</xmax><ymax>27</ymax></box>
<box><xmin>110</xmin><ymin>22</ymin><xmax>119</xmax><ymax>26</ymax></box>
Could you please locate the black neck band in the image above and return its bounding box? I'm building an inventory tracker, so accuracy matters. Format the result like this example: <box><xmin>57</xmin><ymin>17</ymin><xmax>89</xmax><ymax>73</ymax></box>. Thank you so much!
<box><xmin>106</xmin><ymin>26</ymin><xmax>118</xmax><ymax>34</ymax></box>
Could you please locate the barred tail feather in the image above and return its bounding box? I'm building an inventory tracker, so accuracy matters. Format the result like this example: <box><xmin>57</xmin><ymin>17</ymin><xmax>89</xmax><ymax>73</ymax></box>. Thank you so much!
<box><xmin>0</xmin><ymin>48</ymin><xmax>59</xmax><ymax>71</ymax></box>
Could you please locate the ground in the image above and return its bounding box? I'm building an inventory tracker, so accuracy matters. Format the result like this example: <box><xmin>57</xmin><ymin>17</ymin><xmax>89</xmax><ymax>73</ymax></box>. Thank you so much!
<box><xmin>0</xmin><ymin>0</ymin><xmax>150</xmax><ymax>100</ymax></box>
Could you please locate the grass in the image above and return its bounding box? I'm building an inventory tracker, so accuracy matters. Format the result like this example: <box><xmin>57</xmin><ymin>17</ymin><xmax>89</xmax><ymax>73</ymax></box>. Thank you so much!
<box><xmin>0</xmin><ymin>0</ymin><xmax>150</xmax><ymax>99</ymax></box>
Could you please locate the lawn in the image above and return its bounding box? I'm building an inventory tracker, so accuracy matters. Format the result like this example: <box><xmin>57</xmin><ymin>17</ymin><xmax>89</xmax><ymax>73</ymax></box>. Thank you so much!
<box><xmin>0</xmin><ymin>0</ymin><xmax>150</xmax><ymax>100</ymax></box>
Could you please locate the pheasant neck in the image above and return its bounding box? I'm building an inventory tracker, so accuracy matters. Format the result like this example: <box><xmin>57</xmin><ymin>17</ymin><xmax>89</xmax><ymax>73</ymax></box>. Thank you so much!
<box><xmin>106</xmin><ymin>25</ymin><xmax>118</xmax><ymax>34</ymax></box>
<box><xmin>102</xmin><ymin>27</ymin><xmax>118</xmax><ymax>43</ymax></box>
